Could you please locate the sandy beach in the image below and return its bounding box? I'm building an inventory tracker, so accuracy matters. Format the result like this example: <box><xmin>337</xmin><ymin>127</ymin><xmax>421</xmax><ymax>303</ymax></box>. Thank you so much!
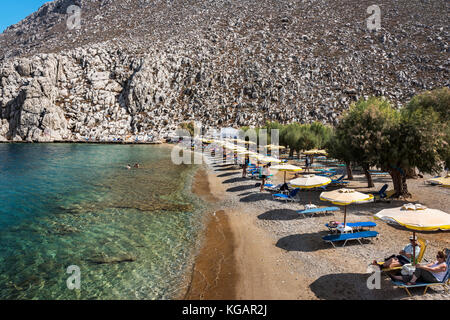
<box><xmin>186</xmin><ymin>154</ymin><xmax>450</xmax><ymax>300</ymax></box>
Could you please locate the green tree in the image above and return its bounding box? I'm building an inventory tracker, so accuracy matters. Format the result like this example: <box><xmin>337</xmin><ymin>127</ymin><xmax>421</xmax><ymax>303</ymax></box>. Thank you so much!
<box><xmin>406</xmin><ymin>87</ymin><xmax>450</xmax><ymax>122</ymax></box>
<box><xmin>379</xmin><ymin>107</ymin><xmax>446</xmax><ymax>196</ymax></box>
<box><xmin>333</xmin><ymin>97</ymin><xmax>397</xmax><ymax>187</ymax></box>
<box><xmin>326</xmin><ymin>131</ymin><xmax>354</xmax><ymax>180</ymax></box>
<box><xmin>406</xmin><ymin>87</ymin><xmax>450</xmax><ymax>170</ymax></box>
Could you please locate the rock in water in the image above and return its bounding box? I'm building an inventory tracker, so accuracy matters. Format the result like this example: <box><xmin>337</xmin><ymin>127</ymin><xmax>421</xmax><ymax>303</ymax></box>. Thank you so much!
<box><xmin>88</xmin><ymin>253</ymin><xmax>137</xmax><ymax>264</ymax></box>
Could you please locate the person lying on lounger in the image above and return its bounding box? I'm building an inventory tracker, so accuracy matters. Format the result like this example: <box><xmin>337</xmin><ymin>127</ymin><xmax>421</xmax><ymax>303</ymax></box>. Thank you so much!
<box><xmin>372</xmin><ymin>236</ymin><xmax>421</xmax><ymax>269</ymax></box>
<box><xmin>391</xmin><ymin>250</ymin><xmax>447</xmax><ymax>285</ymax></box>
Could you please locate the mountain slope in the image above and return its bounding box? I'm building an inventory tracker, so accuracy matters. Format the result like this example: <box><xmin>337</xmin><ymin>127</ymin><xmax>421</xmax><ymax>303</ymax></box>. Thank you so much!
<box><xmin>0</xmin><ymin>0</ymin><xmax>448</xmax><ymax>142</ymax></box>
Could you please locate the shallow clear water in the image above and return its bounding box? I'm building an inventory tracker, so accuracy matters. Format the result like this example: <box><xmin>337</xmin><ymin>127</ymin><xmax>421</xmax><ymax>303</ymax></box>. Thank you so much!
<box><xmin>0</xmin><ymin>144</ymin><xmax>204</xmax><ymax>300</ymax></box>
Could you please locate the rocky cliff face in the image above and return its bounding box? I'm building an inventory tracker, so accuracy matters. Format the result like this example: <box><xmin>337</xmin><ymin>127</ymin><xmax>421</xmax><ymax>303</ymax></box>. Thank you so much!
<box><xmin>0</xmin><ymin>0</ymin><xmax>448</xmax><ymax>142</ymax></box>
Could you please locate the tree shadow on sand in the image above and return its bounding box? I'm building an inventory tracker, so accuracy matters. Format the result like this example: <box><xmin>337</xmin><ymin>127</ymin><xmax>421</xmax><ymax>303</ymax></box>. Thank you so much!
<box><xmin>309</xmin><ymin>273</ymin><xmax>403</xmax><ymax>300</ymax></box>
<box><xmin>258</xmin><ymin>209</ymin><xmax>301</xmax><ymax>221</ymax></box>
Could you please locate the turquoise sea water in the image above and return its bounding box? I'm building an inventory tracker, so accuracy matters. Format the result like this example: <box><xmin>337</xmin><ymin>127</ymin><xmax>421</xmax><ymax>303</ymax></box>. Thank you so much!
<box><xmin>0</xmin><ymin>144</ymin><xmax>205</xmax><ymax>300</ymax></box>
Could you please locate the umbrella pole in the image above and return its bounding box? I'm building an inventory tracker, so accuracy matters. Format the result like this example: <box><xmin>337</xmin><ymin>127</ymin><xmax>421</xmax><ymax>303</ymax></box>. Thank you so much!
<box><xmin>343</xmin><ymin>206</ymin><xmax>347</xmax><ymax>227</ymax></box>
<box><xmin>413</xmin><ymin>231</ymin><xmax>416</xmax><ymax>266</ymax></box>
<box><xmin>284</xmin><ymin>171</ymin><xmax>286</xmax><ymax>184</ymax></box>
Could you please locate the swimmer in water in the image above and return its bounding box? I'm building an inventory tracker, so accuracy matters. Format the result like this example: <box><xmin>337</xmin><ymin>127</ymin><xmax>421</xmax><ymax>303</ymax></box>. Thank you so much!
<box><xmin>126</xmin><ymin>164</ymin><xmax>131</xmax><ymax>170</ymax></box>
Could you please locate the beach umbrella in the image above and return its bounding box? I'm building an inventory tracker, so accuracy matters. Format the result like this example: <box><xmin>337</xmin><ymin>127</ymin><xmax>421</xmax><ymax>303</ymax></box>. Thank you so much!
<box><xmin>237</xmin><ymin>139</ymin><xmax>256</xmax><ymax>145</ymax></box>
<box><xmin>374</xmin><ymin>203</ymin><xmax>450</xmax><ymax>264</ymax></box>
<box><xmin>290</xmin><ymin>174</ymin><xmax>332</xmax><ymax>204</ymax></box>
<box><xmin>264</xmin><ymin>144</ymin><xmax>286</xmax><ymax>150</ymax></box>
<box><xmin>258</xmin><ymin>156</ymin><xmax>282</xmax><ymax>164</ymax></box>
<box><xmin>290</xmin><ymin>174</ymin><xmax>331</xmax><ymax>189</ymax></box>
<box><xmin>304</xmin><ymin>149</ymin><xmax>328</xmax><ymax>156</ymax></box>
<box><xmin>271</xmin><ymin>164</ymin><xmax>303</xmax><ymax>183</ymax></box>
<box><xmin>320</xmin><ymin>188</ymin><xmax>374</xmax><ymax>227</ymax></box>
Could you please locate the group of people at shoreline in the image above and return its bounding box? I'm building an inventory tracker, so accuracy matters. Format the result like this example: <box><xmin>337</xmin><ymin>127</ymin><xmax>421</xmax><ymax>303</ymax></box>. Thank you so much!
<box><xmin>126</xmin><ymin>163</ymin><xmax>140</xmax><ymax>170</ymax></box>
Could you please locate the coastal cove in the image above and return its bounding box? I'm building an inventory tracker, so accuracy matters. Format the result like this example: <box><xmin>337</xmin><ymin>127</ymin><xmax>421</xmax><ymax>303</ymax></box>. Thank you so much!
<box><xmin>0</xmin><ymin>143</ymin><xmax>210</xmax><ymax>299</ymax></box>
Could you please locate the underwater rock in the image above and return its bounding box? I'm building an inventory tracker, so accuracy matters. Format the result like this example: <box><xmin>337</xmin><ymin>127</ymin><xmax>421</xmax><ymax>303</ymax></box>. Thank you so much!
<box><xmin>88</xmin><ymin>253</ymin><xmax>137</xmax><ymax>264</ymax></box>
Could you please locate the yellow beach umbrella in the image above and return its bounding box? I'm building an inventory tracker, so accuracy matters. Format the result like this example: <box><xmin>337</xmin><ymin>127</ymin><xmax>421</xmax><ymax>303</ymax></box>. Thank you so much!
<box><xmin>290</xmin><ymin>174</ymin><xmax>331</xmax><ymax>189</ymax></box>
<box><xmin>304</xmin><ymin>149</ymin><xmax>328</xmax><ymax>156</ymax></box>
<box><xmin>374</xmin><ymin>204</ymin><xmax>450</xmax><ymax>232</ymax></box>
<box><xmin>271</xmin><ymin>164</ymin><xmax>303</xmax><ymax>183</ymax></box>
<box><xmin>320</xmin><ymin>188</ymin><xmax>374</xmax><ymax>227</ymax></box>
<box><xmin>241</xmin><ymin>140</ymin><xmax>257</xmax><ymax>145</ymax></box>
<box><xmin>374</xmin><ymin>203</ymin><xmax>450</xmax><ymax>264</ymax></box>
<box><xmin>258</xmin><ymin>156</ymin><xmax>282</xmax><ymax>164</ymax></box>
<box><xmin>264</xmin><ymin>144</ymin><xmax>286</xmax><ymax>150</ymax></box>
<box><xmin>289</xmin><ymin>174</ymin><xmax>332</xmax><ymax>204</ymax></box>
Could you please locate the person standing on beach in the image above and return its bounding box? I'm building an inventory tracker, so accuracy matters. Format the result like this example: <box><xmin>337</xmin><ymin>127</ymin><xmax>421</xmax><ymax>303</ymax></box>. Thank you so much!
<box><xmin>242</xmin><ymin>156</ymin><xmax>249</xmax><ymax>178</ymax></box>
<box><xmin>260</xmin><ymin>163</ymin><xmax>272</xmax><ymax>192</ymax></box>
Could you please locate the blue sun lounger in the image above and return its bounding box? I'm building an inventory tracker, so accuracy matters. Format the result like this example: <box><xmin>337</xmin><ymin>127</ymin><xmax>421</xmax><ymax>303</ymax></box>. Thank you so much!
<box><xmin>297</xmin><ymin>207</ymin><xmax>340</xmax><ymax>217</ymax></box>
<box><xmin>273</xmin><ymin>188</ymin><xmax>300</xmax><ymax>202</ymax></box>
<box><xmin>391</xmin><ymin>248</ymin><xmax>450</xmax><ymax>297</ymax></box>
<box><xmin>322</xmin><ymin>231</ymin><xmax>379</xmax><ymax>247</ymax></box>
<box><xmin>370</xmin><ymin>184</ymin><xmax>388</xmax><ymax>200</ymax></box>
<box><xmin>369</xmin><ymin>171</ymin><xmax>389</xmax><ymax>176</ymax></box>
<box><xmin>325</xmin><ymin>222</ymin><xmax>377</xmax><ymax>232</ymax></box>
<box><xmin>330</xmin><ymin>174</ymin><xmax>349</xmax><ymax>186</ymax></box>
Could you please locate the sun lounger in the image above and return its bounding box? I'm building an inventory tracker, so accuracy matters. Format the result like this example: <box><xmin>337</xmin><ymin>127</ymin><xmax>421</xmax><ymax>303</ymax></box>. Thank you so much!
<box><xmin>370</xmin><ymin>184</ymin><xmax>388</xmax><ymax>200</ymax></box>
<box><xmin>297</xmin><ymin>207</ymin><xmax>340</xmax><ymax>217</ymax></box>
<box><xmin>317</xmin><ymin>171</ymin><xmax>336</xmax><ymax>178</ymax></box>
<box><xmin>391</xmin><ymin>249</ymin><xmax>450</xmax><ymax>296</ymax></box>
<box><xmin>377</xmin><ymin>238</ymin><xmax>429</xmax><ymax>272</ymax></box>
<box><xmin>329</xmin><ymin>174</ymin><xmax>349</xmax><ymax>186</ymax></box>
<box><xmin>322</xmin><ymin>231</ymin><xmax>379</xmax><ymax>247</ymax></box>
<box><xmin>325</xmin><ymin>221</ymin><xmax>377</xmax><ymax>232</ymax></box>
<box><xmin>369</xmin><ymin>170</ymin><xmax>389</xmax><ymax>176</ymax></box>
<box><xmin>273</xmin><ymin>188</ymin><xmax>300</xmax><ymax>202</ymax></box>
<box><xmin>264</xmin><ymin>183</ymin><xmax>282</xmax><ymax>192</ymax></box>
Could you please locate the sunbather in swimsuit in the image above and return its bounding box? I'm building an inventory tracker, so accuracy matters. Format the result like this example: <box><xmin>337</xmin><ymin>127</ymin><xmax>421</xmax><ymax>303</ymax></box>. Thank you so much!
<box><xmin>373</xmin><ymin>236</ymin><xmax>420</xmax><ymax>269</ymax></box>
<box><xmin>391</xmin><ymin>250</ymin><xmax>447</xmax><ymax>285</ymax></box>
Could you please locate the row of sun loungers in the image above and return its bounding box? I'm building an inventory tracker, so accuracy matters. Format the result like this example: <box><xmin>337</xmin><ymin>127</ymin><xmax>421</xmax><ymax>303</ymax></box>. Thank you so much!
<box><xmin>218</xmin><ymin>158</ymin><xmax>449</xmax><ymax>297</ymax></box>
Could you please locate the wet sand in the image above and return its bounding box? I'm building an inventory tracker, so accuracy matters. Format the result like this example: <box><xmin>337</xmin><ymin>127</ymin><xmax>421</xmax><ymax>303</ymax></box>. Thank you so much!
<box><xmin>184</xmin><ymin>169</ymin><xmax>238</xmax><ymax>300</ymax></box>
<box><xmin>185</xmin><ymin>167</ymin><xmax>311</xmax><ymax>300</ymax></box>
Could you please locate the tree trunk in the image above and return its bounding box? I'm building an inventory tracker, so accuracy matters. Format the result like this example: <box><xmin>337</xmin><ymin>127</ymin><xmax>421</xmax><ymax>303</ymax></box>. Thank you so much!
<box><xmin>289</xmin><ymin>148</ymin><xmax>294</xmax><ymax>158</ymax></box>
<box><xmin>363</xmin><ymin>167</ymin><xmax>374</xmax><ymax>188</ymax></box>
<box><xmin>389</xmin><ymin>169</ymin><xmax>411</xmax><ymax>198</ymax></box>
<box><xmin>401</xmin><ymin>173</ymin><xmax>411</xmax><ymax>198</ymax></box>
<box><xmin>346</xmin><ymin>161</ymin><xmax>354</xmax><ymax>180</ymax></box>
<box><xmin>405</xmin><ymin>167</ymin><xmax>418</xmax><ymax>179</ymax></box>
